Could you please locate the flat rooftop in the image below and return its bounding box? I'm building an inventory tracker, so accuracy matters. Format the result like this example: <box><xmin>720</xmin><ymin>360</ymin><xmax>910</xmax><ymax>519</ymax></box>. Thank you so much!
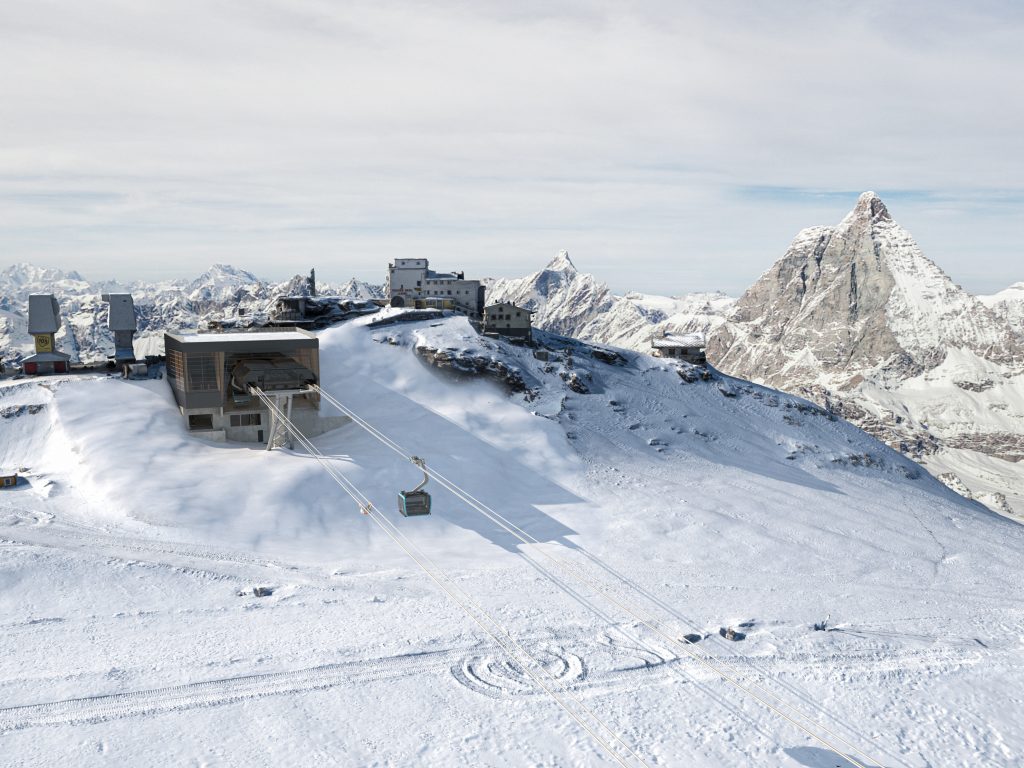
<box><xmin>169</xmin><ymin>331</ymin><xmax>314</xmax><ymax>344</ymax></box>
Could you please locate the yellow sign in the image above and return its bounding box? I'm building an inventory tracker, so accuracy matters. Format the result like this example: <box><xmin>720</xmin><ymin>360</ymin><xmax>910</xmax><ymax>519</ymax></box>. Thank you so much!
<box><xmin>34</xmin><ymin>334</ymin><xmax>53</xmax><ymax>353</ymax></box>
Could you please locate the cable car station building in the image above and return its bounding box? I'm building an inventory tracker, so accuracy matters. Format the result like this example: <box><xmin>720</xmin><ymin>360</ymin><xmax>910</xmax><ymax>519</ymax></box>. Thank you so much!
<box><xmin>164</xmin><ymin>329</ymin><xmax>345</xmax><ymax>443</ymax></box>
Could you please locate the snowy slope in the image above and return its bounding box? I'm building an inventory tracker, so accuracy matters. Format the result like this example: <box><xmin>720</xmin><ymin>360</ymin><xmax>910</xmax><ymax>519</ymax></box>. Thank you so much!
<box><xmin>0</xmin><ymin>263</ymin><xmax>384</xmax><ymax>364</ymax></box>
<box><xmin>1</xmin><ymin>314</ymin><xmax>1021</xmax><ymax>766</ymax></box>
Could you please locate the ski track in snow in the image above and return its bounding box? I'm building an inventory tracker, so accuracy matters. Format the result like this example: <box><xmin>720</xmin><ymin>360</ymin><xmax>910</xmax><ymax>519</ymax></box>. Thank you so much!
<box><xmin>0</xmin><ymin>625</ymin><xmax>993</xmax><ymax>735</ymax></box>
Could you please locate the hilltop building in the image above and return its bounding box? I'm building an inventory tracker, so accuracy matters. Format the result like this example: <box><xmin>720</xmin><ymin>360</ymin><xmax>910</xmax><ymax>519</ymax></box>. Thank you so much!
<box><xmin>164</xmin><ymin>329</ymin><xmax>345</xmax><ymax>444</ymax></box>
<box><xmin>483</xmin><ymin>302</ymin><xmax>534</xmax><ymax>341</ymax></box>
<box><xmin>23</xmin><ymin>294</ymin><xmax>71</xmax><ymax>375</ymax></box>
<box><xmin>651</xmin><ymin>332</ymin><xmax>707</xmax><ymax>364</ymax></box>
<box><xmin>385</xmin><ymin>259</ymin><xmax>485</xmax><ymax>319</ymax></box>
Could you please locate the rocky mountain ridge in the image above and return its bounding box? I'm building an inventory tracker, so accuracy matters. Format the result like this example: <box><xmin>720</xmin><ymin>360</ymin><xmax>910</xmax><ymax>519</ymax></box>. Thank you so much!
<box><xmin>705</xmin><ymin>192</ymin><xmax>1024</xmax><ymax>517</ymax></box>
<box><xmin>487</xmin><ymin>251</ymin><xmax>735</xmax><ymax>350</ymax></box>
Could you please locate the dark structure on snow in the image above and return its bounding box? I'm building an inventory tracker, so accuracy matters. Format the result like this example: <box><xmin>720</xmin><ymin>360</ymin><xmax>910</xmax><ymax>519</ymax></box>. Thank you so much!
<box><xmin>164</xmin><ymin>329</ymin><xmax>344</xmax><ymax>444</ymax></box>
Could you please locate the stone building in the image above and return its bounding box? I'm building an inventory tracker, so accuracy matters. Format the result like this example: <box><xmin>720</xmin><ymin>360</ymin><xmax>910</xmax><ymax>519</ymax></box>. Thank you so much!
<box><xmin>483</xmin><ymin>302</ymin><xmax>534</xmax><ymax>341</ymax></box>
<box><xmin>651</xmin><ymin>332</ymin><xmax>707</xmax><ymax>364</ymax></box>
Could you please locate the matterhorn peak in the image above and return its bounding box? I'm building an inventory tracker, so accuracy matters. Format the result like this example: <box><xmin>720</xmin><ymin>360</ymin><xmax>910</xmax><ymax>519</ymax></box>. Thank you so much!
<box><xmin>852</xmin><ymin>191</ymin><xmax>892</xmax><ymax>223</ymax></box>
<box><xmin>546</xmin><ymin>250</ymin><xmax>577</xmax><ymax>273</ymax></box>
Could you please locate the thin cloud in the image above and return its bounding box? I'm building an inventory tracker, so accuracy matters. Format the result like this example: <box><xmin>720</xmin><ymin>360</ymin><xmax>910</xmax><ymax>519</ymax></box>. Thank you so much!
<box><xmin>0</xmin><ymin>1</ymin><xmax>1021</xmax><ymax>294</ymax></box>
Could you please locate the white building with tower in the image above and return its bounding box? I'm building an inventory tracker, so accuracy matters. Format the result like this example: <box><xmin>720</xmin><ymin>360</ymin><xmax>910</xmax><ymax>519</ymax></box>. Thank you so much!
<box><xmin>385</xmin><ymin>258</ymin><xmax>485</xmax><ymax>319</ymax></box>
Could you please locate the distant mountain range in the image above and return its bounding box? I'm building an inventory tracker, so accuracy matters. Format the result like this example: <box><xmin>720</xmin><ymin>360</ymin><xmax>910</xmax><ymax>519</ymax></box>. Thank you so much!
<box><xmin>0</xmin><ymin>263</ymin><xmax>382</xmax><ymax>363</ymax></box>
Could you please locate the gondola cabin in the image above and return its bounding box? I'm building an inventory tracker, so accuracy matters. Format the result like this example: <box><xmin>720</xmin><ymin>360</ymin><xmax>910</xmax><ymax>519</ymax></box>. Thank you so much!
<box><xmin>398</xmin><ymin>489</ymin><xmax>432</xmax><ymax>517</ymax></box>
<box><xmin>398</xmin><ymin>456</ymin><xmax>432</xmax><ymax>516</ymax></box>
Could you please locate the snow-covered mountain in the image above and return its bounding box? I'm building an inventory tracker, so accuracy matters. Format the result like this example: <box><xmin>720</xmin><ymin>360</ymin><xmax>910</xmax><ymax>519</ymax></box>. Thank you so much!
<box><xmin>707</xmin><ymin>192</ymin><xmax>1024</xmax><ymax>518</ymax></box>
<box><xmin>487</xmin><ymin>199</ymin><xmax>1024</xmax><ymax>519</ymax></box>
<box><xmin>487</xmin><ymin>251</ymin><xmax>734</xmax><ymax>350</ymax></box>
<box><xmin>979</xmin><ymin>281</ymin><xmax>1024</xmax><ymax>339</ymax></box>
<box><xmin>0</xmin><ymin>263</ymin><xmax>383</xmax><ymax>364</ymax></box>
<box><xmin>3</xmin><ymin>311</ymin><xmax>1021</xmax><ymax>765</ymax></box>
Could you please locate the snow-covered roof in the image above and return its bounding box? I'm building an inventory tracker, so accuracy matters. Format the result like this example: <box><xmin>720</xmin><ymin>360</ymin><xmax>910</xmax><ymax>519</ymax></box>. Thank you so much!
<box><xmin>652</xmin><ymin>333</ymin><xmax>705</xmax><ymax>348</ymax></box>
<box><xmin>485</xmin><ymin>302</ymin><xmax>534</xmax><ymax>313</ymax></box>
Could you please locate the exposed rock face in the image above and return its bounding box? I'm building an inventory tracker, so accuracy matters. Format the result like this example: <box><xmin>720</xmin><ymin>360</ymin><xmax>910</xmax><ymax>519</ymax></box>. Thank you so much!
<box><xmin>709</xmin><ymin>192</ymin><xmax>1019</xmax><ymax>385</ymax></box>
<box><xmin>707</xmin><ymin>192</ymin><xmax>1024</xmax><ymax>518</ymax></box>
<box><xmin>413</xmin><ymin>345</ymin><xmax>528</xmax><ymax>393</ymax></box>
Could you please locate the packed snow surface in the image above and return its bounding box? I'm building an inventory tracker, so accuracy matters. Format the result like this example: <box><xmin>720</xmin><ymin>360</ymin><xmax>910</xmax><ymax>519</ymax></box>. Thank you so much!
<box><xmin>1</xmin><ymin>314</ymin><xmax>1021</xmax><ymax>766</ymax></box>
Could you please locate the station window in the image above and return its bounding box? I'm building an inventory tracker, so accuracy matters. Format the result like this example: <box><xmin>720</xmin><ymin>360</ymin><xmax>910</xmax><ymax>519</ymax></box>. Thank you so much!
<box><xmin>185</xmin><ymin>352</ymin><xmax>219</xmax><ymax>392</ymax></box>
<box><xmin>188</xmin><ymin>414</ymin><xmax>214</xmax><ymax>431</ymax></box>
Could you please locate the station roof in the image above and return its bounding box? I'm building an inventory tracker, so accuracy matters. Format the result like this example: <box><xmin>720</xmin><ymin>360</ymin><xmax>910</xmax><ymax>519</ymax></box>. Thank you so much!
<box><xmin>168</xmin><ymin>330</ymin><xmax>314</xmax><ymax>344</ymax></box>
<box><xmin>165</xmin><ymin>329</ymin><xmax>318</xmax><ymax>353</ymax></box>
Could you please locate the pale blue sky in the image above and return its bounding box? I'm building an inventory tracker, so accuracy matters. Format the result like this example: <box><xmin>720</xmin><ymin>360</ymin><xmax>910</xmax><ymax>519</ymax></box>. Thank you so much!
<box><xmin>1</xmin><ymin>1</ymin><xmax>1021</xmax><ymax>296</ymax></box>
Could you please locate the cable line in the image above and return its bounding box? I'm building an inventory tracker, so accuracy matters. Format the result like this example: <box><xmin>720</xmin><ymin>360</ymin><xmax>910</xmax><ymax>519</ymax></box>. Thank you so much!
<box><xmin>313</xmin><ymin>385</ymin><xmax>892</xmax><ymax>768</ymax></box>
<box><xmin>251</xmin><ymin>387</ymin><xmax>650</xmax><ymax>768</ymax></box>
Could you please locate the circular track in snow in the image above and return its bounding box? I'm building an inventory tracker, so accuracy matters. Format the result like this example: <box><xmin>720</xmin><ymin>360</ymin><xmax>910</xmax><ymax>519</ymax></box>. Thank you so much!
<box><xmin>451</xmin><ymin>647</ymin><xmax>585</xmax><ymax>698</ymax></box>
